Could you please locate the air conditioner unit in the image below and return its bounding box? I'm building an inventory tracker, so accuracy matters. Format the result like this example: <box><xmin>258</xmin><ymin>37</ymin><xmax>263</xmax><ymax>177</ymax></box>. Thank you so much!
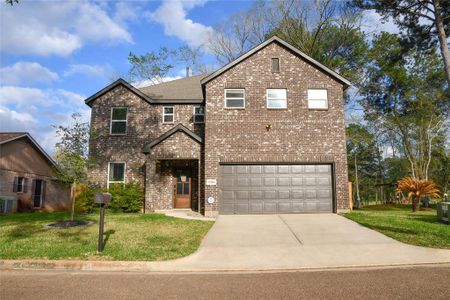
<box><xmin>437</xmin><ymin>202</ymin><xmax>449</xmax><ymax>224</ymax></box>
<box><xmin>0</xmin><ymin>197</ymin><xmax>18</xmax><ymax>214</ymax></box>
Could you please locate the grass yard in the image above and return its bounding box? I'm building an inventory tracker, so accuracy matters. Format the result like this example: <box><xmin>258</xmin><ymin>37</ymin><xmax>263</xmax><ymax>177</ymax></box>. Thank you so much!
<box><xmin>344</xmin><ymin>204</ymin><xmax>450</xmax><ymax>249</ymax></box>
<box><xmin>0</xmin><ymin>212</ymin><xmax>213</xmax><ymax>261</ymax></box>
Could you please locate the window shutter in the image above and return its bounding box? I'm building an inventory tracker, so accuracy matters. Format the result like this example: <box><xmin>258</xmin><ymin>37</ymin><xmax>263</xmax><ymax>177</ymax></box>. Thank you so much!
<box><xmin>41</xmin><ymin>181</ymin><xmax>47</xmax><ymax>207</ymax></box>
<box><xmin>23</xmin><ymin>178</ymin><xmax>29</xmax><ymax>193</ymax></box>
<box><xmin>13</xmin><ymin>177</ymin><xmax>18</xmax><ymax>192</ymax></box>
<box><xmin>31</xmin><ymin>179</ymin><xmax>36</xmax><ymax>199</ymax></box>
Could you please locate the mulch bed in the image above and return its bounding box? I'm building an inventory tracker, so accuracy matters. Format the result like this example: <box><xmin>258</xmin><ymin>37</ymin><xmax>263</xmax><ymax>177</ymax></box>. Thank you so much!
<box><xmin>45</xmin><ymin>220</ymin><xmax>93</xmax><ymax>229</ymax></box>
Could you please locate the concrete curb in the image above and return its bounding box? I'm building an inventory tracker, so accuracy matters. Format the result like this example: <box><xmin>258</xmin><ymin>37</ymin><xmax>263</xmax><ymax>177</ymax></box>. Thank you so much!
<box><xmin>1</xmin><ymin>259</ymin><xmax>450</xmax><ymax>274</ymax></box>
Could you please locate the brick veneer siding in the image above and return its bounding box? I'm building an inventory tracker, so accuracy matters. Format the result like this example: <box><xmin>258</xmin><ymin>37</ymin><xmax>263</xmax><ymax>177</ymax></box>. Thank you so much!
<box><xmin>88</xmin><ymin>85</ymin><xmax>203</xmax><ymax>211</ymax></box>
<box><xmin>203</xmin><ymin>42</ymin><xmax>349</xmax><ymax>217</ymax></box>
<box><xmin>144</xmin><ymin>131</ymin><xmax>202</xmax><ymax>211</ymax></box>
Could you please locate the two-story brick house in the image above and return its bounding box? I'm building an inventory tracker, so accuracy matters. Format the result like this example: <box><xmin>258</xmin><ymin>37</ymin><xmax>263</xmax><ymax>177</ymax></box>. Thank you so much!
<box><xmin>86</xmin><ymin>36</ymin><xmax>351</xmax><ymax>217</ymax></box>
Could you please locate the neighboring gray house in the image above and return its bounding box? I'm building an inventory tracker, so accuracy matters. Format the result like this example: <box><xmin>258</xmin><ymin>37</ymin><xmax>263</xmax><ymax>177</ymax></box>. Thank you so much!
<box><xmin>85</xmin><ymin>36</ymin><xmax>351</xmax><ymax>217</ymax></box>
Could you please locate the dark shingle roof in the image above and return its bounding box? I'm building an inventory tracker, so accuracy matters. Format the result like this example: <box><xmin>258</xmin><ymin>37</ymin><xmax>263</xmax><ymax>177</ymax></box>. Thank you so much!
<box><xmin>0</xmin><ymin>132</ymin><xmax>27</xmax><ymax>142</ymax></box>
<box><xmin>139</xmin><ymin>74</ymin><xmax>206</xmax><ymax>101</ymax></box>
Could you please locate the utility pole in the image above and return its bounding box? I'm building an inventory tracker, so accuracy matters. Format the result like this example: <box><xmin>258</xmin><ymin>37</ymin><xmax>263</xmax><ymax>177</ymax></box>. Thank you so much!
<box><xmin>355</xmin><ymin>155</ymin><xmax>361</xmax><ymax>209</ymax></box>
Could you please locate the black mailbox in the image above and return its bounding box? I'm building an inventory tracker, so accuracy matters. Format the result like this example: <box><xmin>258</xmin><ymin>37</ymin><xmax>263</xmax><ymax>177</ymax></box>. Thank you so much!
<box><xmin>94</xmin><ymin>192</ymin><xmax>111</xmax><ymax>204</ymax></box>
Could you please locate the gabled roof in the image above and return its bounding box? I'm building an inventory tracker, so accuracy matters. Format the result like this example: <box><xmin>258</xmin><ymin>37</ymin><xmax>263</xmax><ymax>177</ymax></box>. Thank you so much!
<box><xmin>0</xmin><ymin>132</ymin><xmax>27</xmax><ymax>142</ymax></box>
<box><xmin>85</xmin><ymin>77</ymin><xmax>205</xmax><ymax>107</ymax></box>
<box><xmin>139</xmin><ymin>74</ymin><xmax>206</xmax><ymax>102</ymax></box>
<box><xmin>143</xmin><ymin>123</ymin><xmax>203</xmax><ymax>154</ymax></box>
<box><xmin>0</xmin><ymin>132</ymin><xmax>57</xmax><ymax>167</ymax></box>
<box><xmin>85</xmin><ymin>79</ymin><xmax>154</xmax><ymax>107</ymax></box>
<box><xmin>200</xmin><ymin>36</ymin><xmax>352</xmax><ymax>88</ymax></box>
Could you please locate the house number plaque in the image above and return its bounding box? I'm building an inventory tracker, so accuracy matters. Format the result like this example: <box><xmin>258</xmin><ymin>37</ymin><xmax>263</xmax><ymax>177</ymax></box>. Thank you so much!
<box><xmin>206</xmin><ymin>179</ymin><xmax>217</xmax><ymax>186</ymax></box>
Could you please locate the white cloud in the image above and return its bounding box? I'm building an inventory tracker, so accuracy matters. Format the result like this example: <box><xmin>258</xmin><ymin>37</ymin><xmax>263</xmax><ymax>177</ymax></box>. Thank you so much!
<box><xmin>0</xmin><ymin>106</ymin><xmax>38</xmax><ymax>124</ymax></box>
<box><xmin>0</xmin><ymin>1</ymin><xmax>133</xmax><ymax>56</ymax></box>
<box><xmin>0</xmin><ymin>62</ymin><xmax>59</xmax><ymax>86</ymax></box>
<box><xmin>0</xmin><ymin>86</ymin><xmax>90</xmax><ymax>155</ymax></box>
<box><xmin>0</xmin><ymin>86</ymin><xmax>83</xmax><ymax>109</ymax></box>
<box><xmin>147</xmin><ymin>0</ymin><xmax>213</xmax><ymax>48</ymax></box>
<box><xmin>63</xmin><ymin>64</ymin><xmax>113</xmax><ymax>79</ymax></box>
<box><xmin>362</xmin><ymin>10</ymin><xmax>400</xmax><ymax>35</ymax></box>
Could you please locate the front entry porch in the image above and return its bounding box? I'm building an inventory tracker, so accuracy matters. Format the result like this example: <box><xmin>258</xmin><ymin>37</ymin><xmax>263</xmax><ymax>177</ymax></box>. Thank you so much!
<box><xmin>145</xmin><ymin>159</ymin><xmax>200</xmax><ymax>212</ymax></box>
<box><xmin>142</xmin><ymin>123</ymin><xmax>203</xmax><ymax>214</ymax></box>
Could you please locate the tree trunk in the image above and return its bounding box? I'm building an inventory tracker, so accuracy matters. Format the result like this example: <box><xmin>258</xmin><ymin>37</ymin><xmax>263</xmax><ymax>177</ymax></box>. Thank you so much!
<box><xmin>70</xmin><ymin>183</ymin><xmax>75</xmax><ymax>221</ymax></box>
<box><xmin>433</xmin><ymin>0</ymin><xmax>450</xmax><ymax>86</ymax></box>
<box><xmin>412</xmin><ymin>196</ymin><xmax>420</xmax><ymax>212</ymax></box>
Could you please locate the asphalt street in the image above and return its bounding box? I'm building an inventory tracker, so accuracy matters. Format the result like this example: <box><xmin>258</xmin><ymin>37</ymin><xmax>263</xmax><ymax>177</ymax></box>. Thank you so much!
<box><xmin>1</xmin><ymin>264</ymin><xmax>449</xmax><ymax>300</ymax></box>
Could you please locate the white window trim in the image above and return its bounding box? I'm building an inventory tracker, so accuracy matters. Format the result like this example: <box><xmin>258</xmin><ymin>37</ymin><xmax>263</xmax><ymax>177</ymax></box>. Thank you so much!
<box><xmin>266</xmin><ymin>88</ymin><xmax>287</xmax><ymax>109</ymax></box>
<box><xmin>17</xmin><ymin>177</ymin><xmax>24</xmax><ymax>193</ymax></box>
<box><xmin>110</xmin><ymin>107</ymin><xmax>128</xmax><ymax>135</ymax></box>
<box><xmin>307</xmin><ymin>88</ymin><xmax>329</xmax><ymax>110</ymax></box>
<box><xmin>107</xmin><ymin>162</ymin><xmax>126</xmax><ymax>189</ymax></box>
<box><xmin>224</xmin><ymin>89</ymin><xmax>245</xmax><ymax>109</ymax></box>
<box><xmin>193</xmin><ymin>106</ymin><xmax>205</xmax><ymax>124</ymax></box>
<box><xmin>162</xmin><ymin>106</ymin><xmax>175</xmax><ymax>124</ymax></box>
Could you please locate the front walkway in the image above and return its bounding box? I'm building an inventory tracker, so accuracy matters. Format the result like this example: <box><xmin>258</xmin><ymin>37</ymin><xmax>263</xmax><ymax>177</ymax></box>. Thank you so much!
<box><xmin>2</xmin><ymin>214</ymin><xmax>450</xmax><ymax>272</ymax></box>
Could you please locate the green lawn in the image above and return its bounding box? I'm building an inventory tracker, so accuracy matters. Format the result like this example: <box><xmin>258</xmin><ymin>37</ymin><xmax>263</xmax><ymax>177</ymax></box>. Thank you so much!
<box><xmin>0</xmin><ymin>212</ymin><xmax>213</xmax><ymax>261</ymax></box>
<box><xmin>344</xmin><ymin>204</ymin><xmax>450</xmax><ymax>249</ymax></box>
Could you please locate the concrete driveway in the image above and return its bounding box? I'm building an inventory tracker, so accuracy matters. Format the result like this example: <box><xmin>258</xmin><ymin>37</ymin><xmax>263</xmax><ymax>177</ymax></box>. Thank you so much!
<box><xmin>157</xmin><ymin>214</ymin><xmax>450</xmax><ymax>271</ymax></box>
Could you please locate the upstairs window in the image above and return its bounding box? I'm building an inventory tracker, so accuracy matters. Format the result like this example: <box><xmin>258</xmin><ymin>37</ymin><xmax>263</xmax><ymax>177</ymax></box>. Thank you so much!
<box><xmin>271</xmin><ymin>58</ymin><xmax>280</xmax><ymax>73</ymax></box>
<box><xmin>163</xmin><ymin>106</ymin><xmax>175</xmax><ymax>123</ymax></box>
<box><xmin>266</xmin><ymin>89</ymin><xmax>287</xmax><ymax>109</ymax></box>
<box><xmin>307</xmin><ymin>89</ymin><xmax>328</xmax><ymax>109</ymax></box>
<box><xmin>193</xmin><ymin>106</ymin><xmax>205</xmax><ymax>123</ymax></box>
<box><xmin>110</xmin><ymin>107</ymin><xmax>127</xmax><ymax>135</ymax></box>
<box><xmin>108</xmin><ymin>162</ymin><xmax>125</xmax><ymax>188</ymax></box>
<box><xmin>225</xmin><ymin>89</ymin><xmax>245</xmax><ymax>108</ymax></box>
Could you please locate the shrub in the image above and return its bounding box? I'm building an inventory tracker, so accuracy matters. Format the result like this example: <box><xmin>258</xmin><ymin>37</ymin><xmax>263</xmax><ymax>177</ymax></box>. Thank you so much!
<box><xmin>74</xmin><ymin>184</ymin><xmax>104</xmax><ymax>213</ymax></box>
<box><xmin>108</xmin><ymin>183</ymin><xmax>144</xmax><ymax>213</ymax></box>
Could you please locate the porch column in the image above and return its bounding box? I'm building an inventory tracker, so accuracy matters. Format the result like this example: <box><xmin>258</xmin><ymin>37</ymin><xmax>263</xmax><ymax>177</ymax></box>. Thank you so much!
<box><xmin>145</xmin><ymin>157</ymin><xmax>157</xmax><ymax>212</ymax></box>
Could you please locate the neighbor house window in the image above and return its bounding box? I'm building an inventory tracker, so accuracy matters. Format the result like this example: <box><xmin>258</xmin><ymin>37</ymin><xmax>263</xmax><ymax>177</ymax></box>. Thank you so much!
<box><xmin>193</xmin><ymin>106</ymin><xmax>205</xmax><ymax>123</ymax></box>
<box><xmin>271</xmin><ymin>58</ymin><xmax>280</xmax><ymax>73</ymax></box>
<box><xmin>224</xmin><ymin>89</ymin><xmax>245</xmax><ymax>108</ymax></box>
<box><xmin>108</xmin><ymin>162</ymin><xmax>125</xmax><ymax>188</ymax></box>
<box><xmin>307</xmin><ymin>89</ymin><xmax>328</xmax><ymax>109</ymax></box>
<box><xmin>13</xmin><ymin>176</ymin><xmax>27</xmax><ymax>193</ymax></box>
<box><xmin>266</xmin><ymin>89</ymin><xmax>287</xmax><ymax>109</ymax></box>
<box><xmin>110</xmin><ymin>107</ymin><xmax>127</xmax><ymax>135</ymax></box>
<box><xmin>163</xmin><ymin>106</ymin><xmax>174</xmax><ymax>123</ymax></box>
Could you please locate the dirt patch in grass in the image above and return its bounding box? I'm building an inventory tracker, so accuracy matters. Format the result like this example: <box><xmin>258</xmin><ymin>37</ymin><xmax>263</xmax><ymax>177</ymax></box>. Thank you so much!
<box><xmin>45</xmin><ymin>220</ymin><xmax>93</xmax><ymax>228</ymax></box>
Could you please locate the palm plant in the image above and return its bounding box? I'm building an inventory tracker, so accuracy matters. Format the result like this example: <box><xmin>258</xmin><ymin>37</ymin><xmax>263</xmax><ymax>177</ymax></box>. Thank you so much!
<box><xmin>396</xmin><ymin>177</ymin><xmax>440</xmax><ymax>212</ymax></box>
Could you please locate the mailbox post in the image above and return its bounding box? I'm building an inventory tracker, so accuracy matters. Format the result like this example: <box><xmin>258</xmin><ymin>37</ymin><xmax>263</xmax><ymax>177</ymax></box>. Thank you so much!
<box><xmin>94</xmin><ymin>192</ymin><xmax>111</xmax><ymax>252</ymax></box>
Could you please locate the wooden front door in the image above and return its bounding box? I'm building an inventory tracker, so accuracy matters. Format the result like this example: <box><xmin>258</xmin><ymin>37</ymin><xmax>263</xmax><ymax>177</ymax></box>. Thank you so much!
<box><xmin>174</xmin><ymin>172</ymin><xmax>191</xmax><ymax>208</ymax></box>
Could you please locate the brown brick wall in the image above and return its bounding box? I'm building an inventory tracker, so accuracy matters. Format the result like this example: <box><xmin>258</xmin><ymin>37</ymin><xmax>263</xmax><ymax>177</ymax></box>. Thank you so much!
<box><xmin>88</xmin><ymin>41</ymin><xmax>349</xmax><ymax>216</ymax></box>
<box><xmin>88</xmin><ymin>85</ymin><xmax>203</xmax><ymax>211</ymax></box>
<box><xmin>203</xmin><ymin>42</ymin><xmax>349</xmax><ymax>216</ymax></box>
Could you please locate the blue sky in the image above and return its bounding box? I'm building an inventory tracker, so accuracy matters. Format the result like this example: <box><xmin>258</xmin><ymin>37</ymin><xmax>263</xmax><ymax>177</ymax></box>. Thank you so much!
<box><xmin>0</xmin><ymin>0</ymin><xmax>394</xmax><ymax>154</ymax></box>
<box><xmin>0</xmin><ymin>0</ymin><xmax>256</xmax><ymax>153</ymax></box>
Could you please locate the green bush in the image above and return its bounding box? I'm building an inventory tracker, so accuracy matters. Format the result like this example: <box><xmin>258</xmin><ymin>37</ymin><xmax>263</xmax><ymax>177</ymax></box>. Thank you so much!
<box><xmin>74</xmin><ymin>182</ymin><xmax>144</xmax><ymax>213</ymax></box>
<box><xmin>108</xmin><ymin>183</ymin><xmax>144</xmax><ymax>213</ymax></box>
<box><xmin>74</xmin><ymin>185</ymin><xmax>104</xmax><ymax>213</ymax></box>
